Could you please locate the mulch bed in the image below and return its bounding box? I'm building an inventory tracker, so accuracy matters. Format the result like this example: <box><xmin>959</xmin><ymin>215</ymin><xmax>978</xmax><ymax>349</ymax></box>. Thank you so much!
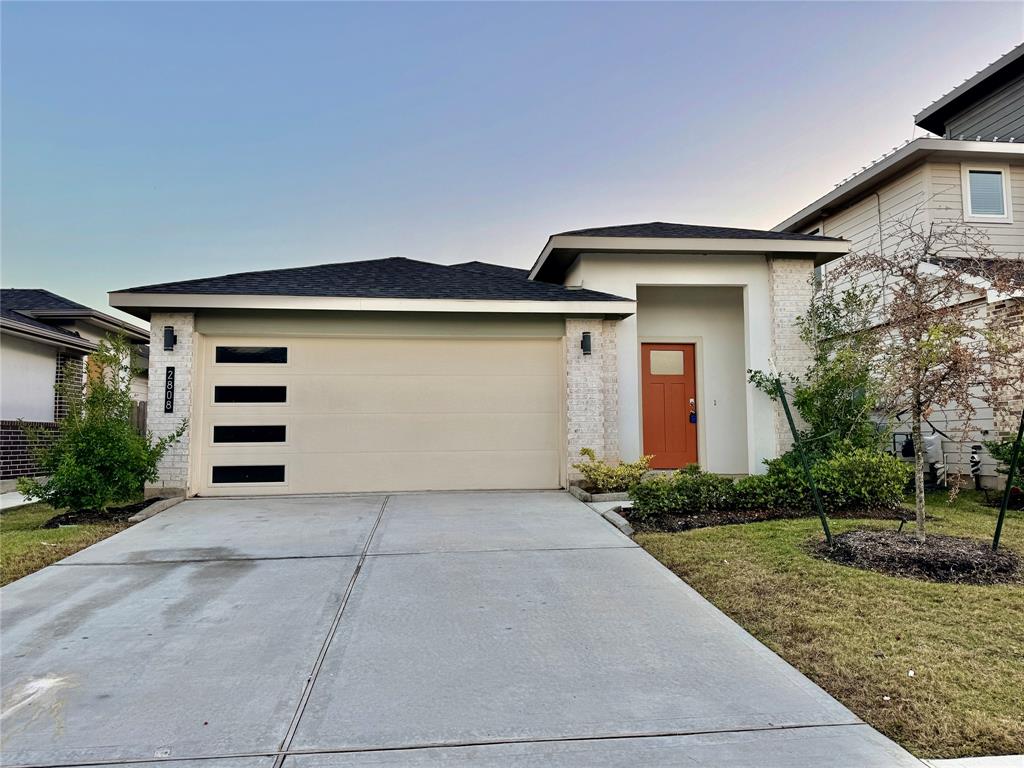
<box><xmin>625</xmin><ymin>507</ymin><xmax>905</xmax><ymax>534</ymax></box>
<box><xmin>43</xmin><ymin>497</ymin><xmax>165</xmax><ymax>528</ymax></box>
<box><xmin>814</xmin><ymin>529</ymin><xmax>1021</xmax><ymax>585</ymax></box>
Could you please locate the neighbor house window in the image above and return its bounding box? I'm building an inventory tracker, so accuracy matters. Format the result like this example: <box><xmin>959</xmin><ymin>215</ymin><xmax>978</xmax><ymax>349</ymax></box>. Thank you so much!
<box><xmin>962</xmin><ymin>164</ymin><xmax>1012</xmax><ymax>223</ymax></box>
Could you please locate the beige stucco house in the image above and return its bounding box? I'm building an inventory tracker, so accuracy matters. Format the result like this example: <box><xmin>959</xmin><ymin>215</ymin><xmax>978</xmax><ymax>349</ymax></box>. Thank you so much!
<box><xmin>775</xmin><ymin>42</ymin><xmax>1024</xmax><ymax>484</ymax></box>
<box><xmin>109</xmin><ymin>225</ymin><xmax>849</xmax><ymax>497</ymax></box>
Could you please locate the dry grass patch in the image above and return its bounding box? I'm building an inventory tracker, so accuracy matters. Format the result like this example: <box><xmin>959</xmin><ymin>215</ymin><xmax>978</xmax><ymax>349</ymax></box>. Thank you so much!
<box><xmin>1</xmin><ymin>503</ymin><xmax>130</xmax><ymax>586</ymax></box>
<box><xmin>636</xmin><ymin>490</ymin><xmax>1024</xmax><ymax>759</ymax></box>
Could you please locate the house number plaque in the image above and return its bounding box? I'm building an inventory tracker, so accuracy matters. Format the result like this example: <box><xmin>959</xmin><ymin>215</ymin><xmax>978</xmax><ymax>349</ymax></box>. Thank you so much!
<box><xmin>164</xmin><ymin>367</ymin><xmax>175</xmax><ymax>413</ymax></box>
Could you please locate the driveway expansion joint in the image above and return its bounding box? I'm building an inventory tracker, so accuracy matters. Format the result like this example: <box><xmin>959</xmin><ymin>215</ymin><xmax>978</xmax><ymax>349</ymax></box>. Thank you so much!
<box><xmin>271</xmin><ymin>495</ymin><xmax>391</xmax><ymax>768</ymax></box>
<box><xmin>0</xmin><ymin>721</ymin><xmax>888</xmax><ymax>768</ymax></box>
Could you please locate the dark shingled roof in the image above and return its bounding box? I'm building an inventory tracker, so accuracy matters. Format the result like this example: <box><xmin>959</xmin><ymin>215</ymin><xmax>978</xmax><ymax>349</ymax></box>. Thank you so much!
<box><xmin>0</xmin><ymin>289</ymin><xmax>89</xmax><ymax>338</ymax></box>
<box><xmin>555</xmin><ymin>221</ymin><xmax>842</xmax><ymax>241</ymax></box>
<box><xmin>116</xmin><ymin>257</ymin><xmax>629</xmax><ymax>302</ymax></box>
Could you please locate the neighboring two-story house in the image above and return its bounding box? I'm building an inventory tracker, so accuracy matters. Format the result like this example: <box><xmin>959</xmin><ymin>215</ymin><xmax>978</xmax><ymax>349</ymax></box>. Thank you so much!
<box><xmin>775</xmin><ymin>43</ymin><xmax>1024</xmax><ymax>484</ymax></box>
<box><xmin>0</xmin><ymin>289</ymin><xmax>150</xmax><ymax>487</ymax></box>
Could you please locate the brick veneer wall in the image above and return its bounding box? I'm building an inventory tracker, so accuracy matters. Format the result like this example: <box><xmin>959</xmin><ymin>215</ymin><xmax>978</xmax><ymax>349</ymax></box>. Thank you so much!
<box><xmin>147</xmin><ymin>312</ymin><xmax>194</xmax><ymax>494</ymax></box>
<box><xmin>565</xmin><ymin>317</ymin><xmax>619</xmax><ymax>474</ymax></box>
<box><xmin>53</xmin><ymin>352</ymin><xmax>85</xmax><ymax>421</ymax></box>
<box><xmin>0</xmin><ymin>421</ymin><xmax>57</xmax><ymax>480</ymax></box>
<box><xmin>991</xmin><ymin>298</ymin><xmax>1024</xmax><ymax>440</ymax></box>
<box><xmin>768</xmin><ymin>256</ymin><xmax>815</xmax><ymax>455</ymax></box>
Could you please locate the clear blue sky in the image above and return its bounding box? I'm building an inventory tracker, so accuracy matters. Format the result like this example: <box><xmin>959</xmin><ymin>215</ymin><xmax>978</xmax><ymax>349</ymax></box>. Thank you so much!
<box><xmin>2</xmin><ymin>2</ymin><xmax>1022</xmax><ymax>326</ymax></box>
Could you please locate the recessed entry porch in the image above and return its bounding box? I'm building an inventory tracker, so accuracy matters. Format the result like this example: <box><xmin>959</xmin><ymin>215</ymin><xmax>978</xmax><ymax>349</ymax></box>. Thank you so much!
<box><xmin>636</xmin><ymin>286</ymin><xmax>750</xmax><ymax>475</ymax></box>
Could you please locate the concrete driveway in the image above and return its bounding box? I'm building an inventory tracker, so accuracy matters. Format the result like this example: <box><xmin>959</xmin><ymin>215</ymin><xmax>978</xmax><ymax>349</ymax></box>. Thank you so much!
<box><xmin>1</xmin><ymin>492</ymin><xmax>922</xmax><ymax>767</ymax></box>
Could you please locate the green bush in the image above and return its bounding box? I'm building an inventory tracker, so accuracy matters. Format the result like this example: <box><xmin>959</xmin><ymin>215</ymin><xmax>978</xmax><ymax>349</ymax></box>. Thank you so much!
<box><xmin>628</xmin><ymin>445</ymin><xmax>910</xmax><ymax>518</ymax></box>
<box><xmin>572</xmin><ymin>448</ymin><xmax>651</xmax><ymax>493</ymax></box>
<box><xmin>812</xmin><ymin>446</ymin><xmax>911</xmax><ymax>510</ymax></box>
<box><xmin>983</xmin><ymin>437</ymin><xmax>1022</xmax><ymax>479</ymax></box>
<box><xmin>18</xmin><ymin>335</ymin><xmax>186</xmax><ymax>512</ymax></box>
<box><xmin>628</xmin><ymin>465</ymin><xmax>736</xmax><ymax>519</ymax></box>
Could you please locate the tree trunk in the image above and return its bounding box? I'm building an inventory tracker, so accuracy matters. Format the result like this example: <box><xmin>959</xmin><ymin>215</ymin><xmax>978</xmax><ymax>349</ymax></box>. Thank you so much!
<box><xmin>912</xmin><ymin>401</ymin><xmax>926</xmax><ymax>542</ymax></box>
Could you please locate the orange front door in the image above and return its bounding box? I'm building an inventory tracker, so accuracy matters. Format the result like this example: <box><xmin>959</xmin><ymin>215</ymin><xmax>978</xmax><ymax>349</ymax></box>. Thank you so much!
<box><xmin>641</xmin><ymin>343</ymin><xmax>698</xmax><ymax>469</ymax></box>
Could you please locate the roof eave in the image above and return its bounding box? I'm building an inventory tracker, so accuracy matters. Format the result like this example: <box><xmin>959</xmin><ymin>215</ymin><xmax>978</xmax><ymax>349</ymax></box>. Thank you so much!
<box><xmin>774</xmin><ymin>138</ymin><xmax>1024</xmax><ymax>233</ymax></box>
<box><xmin>0</xmin><ymin>318</ymin><xmax>98</xmax><ymax>353</ymax></box>
<box><xmin>108</xmin><ymin>292</ymin><xmax>637</xmax><ymax>320</ymax></box>
<box><xmin>24</xmin><ymin>309</ymin><xmax>149</xmax><ymax>342</ymax></box>
<box><xmin>913</xmin><ymin>44</ymin><xmax>1024</xmax><ymax>135</ymax></box>
<box><xmin>528</xmin><ymin>235</ymin><xmax>850</xmax><ymax>282</ymax></box>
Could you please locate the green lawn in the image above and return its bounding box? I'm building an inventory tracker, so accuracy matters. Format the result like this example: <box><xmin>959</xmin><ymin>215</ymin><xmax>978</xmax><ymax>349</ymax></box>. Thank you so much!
<box><xmin>636</xmin><ymin>490</ymin><xmax>1024</xmax><ymax>760</ymax></box>
<box><xmin>0</xmin><ymin>503</ymin><xmax>130</xmax><ymax>586</ymax></box>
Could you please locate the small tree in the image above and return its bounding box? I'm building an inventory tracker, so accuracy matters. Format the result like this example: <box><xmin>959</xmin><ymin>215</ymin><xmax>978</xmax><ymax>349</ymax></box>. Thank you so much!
<box><xmin>749</xmin><ymin>282</ymin><xmax>884</xmax><ymax>458</ymax></box>
<box><xmin>19</xmin><ymin>335</ymin><xmax>186</xmax><ymax>513</ymax></box>
<box><xmin>825</xmin><ymin>218</ymin><xmax>1024</xmax><ymax>541</ymax></box>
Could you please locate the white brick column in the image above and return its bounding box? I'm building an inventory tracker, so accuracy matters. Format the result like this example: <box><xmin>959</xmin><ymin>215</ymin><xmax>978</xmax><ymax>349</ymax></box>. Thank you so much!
<box><xmin>147</xmin><ymin>312</ymin><xmax>194</xmax><ymax>495</ymax></box>
<box><xmin>767</xmin><ymin>257</ymin><xmax>814</xmax><ymax>456</ymax></box>
<box><xmin>565</xmin><ymin>317</ymin><xmax>619</xmax><ymax>475</ymax></box>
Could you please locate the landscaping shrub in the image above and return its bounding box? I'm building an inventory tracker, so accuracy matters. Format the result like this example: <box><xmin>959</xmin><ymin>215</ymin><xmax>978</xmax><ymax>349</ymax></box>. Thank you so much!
<box><xmin>983</xmin><ymin>436</ymin><xmax>1022</xmax><ymax>481</ymax></box>
<box><xmin>571</xmin><ymin>448</ymin><xmax>651</xmax><ymax>494</ymax></box>
<box><xmin>812</xmin><ymin>445</ymin><xmax>911</xmax><ymax>511</ymax></box>
<box><xmin>629</xmin><ymin>465</ymin><xmax>736</xmax><ymax>519</ymax></box>
<box><xmin>19</xmin><ymin>335</ymin><xmax>186</xmax><ymax>513</ymax></box>
<box><xmin>629</xmin><ymin>445</ymin><xmax>910</xmax><ymax>519</ymax></box>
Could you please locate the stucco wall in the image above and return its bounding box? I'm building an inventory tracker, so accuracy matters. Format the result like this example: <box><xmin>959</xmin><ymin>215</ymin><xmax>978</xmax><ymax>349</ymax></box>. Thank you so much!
<box><xmin>147</xmin><ymin>312</ymin><xmax>194</xmax><ymax>494</ymax></box>
<box><xmin>565</xmin><ymin>252</ymin><xmax>779</xmax><ymax>473</ymax></box>
<box><xmin>0</xmin><ymin>334</ymin><xmax>57</xmax><ymax>422</ymax></box>
<box><xmin>636</xmin><ymin>286</ymin><xmax>747</xmax><ymax>474</ymax></box>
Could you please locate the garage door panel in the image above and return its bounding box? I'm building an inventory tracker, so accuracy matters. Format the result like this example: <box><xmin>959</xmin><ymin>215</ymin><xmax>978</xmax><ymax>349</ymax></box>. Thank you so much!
<box><xmin>293</xmin><ymin>451</ymin><xmax>561</xmax><ymax>494</ymax></box>
<box><xmin>205</xmin><ymin>375</ymin><xmax>558</xmax><ymax>414</ymax></box>
<box><xmin>197</xmin><ymin>336</ymin><xmax>563</xmax><ymax>495</ymax></box>
<box><xmin>204</xmin><ymin>413</ymin><xmax>559</xmax><ymax>454</ymax></box>
<box><xmin>206</xmin><ymin>337</ymin><xmax>559</xmax><ymax>377</ymax></box>
<box><xmin>292</xmin><ymin>375</ymin><xmax>558</xmax><ymax>415</ymax></box>
<box><xmin>285</xmin><ymin>338</ymin><xmax>559</xmax><ymax>376</ymax></box>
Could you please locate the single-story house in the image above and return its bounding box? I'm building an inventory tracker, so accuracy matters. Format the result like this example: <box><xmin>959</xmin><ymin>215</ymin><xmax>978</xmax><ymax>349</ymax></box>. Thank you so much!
<box><xmin>109</xmin><ymin>223</ymin><xmax>849</xmax><ymax>497</ymax></box>
<box><xmin>1</xmin><ymin>288</ymin><xmax>150</xmax><ymax>486</ymax></box>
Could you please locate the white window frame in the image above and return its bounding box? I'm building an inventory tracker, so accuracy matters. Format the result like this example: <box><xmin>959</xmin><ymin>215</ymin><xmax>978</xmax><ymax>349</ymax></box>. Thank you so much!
<box><xmin>961</xmin><ymin>163</ymin><xmax>1013</xmax><ymax>224</ymax></box>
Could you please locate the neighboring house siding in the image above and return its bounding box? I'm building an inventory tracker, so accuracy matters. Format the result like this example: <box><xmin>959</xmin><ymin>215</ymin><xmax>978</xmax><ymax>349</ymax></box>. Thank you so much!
<box><xmin>811</xmin><ymin>159</ymin><xmax>1022</xmax><ymax>485</ymax></box>
<box><xmin>819</xmin><ymin>161</ymin><xmax>1023</xmax><ymax>275</ymax></box>
<box><xmin>819</xmin><ymin>164</ymin><xmax>927</xmax><ymax>258</ymax></box>
<box><xmin>928</xmin><ymin>161</ymin><xmax>1024</xmax><ymax>259</ymax></box>
<box><xmin>946</xmin><ymin>72</ymin><xmax>1024</xmax><ymax>141</ymax></box>
<box><xmin>0</xmin><ymin>335</ymin><xmax>57</xmax><ymax>422</ymax></box>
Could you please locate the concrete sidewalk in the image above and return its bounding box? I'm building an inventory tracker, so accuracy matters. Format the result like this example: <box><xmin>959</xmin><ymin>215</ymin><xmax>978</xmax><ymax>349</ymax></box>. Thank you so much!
<box><xmin>0</xmin><ymin>491</ymin><xmax>923</xmax><ymax>767</ymax></box>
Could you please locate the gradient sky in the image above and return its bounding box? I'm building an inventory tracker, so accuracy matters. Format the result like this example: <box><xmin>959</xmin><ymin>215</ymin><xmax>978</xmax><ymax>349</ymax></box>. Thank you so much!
<box><xmin>2</xmin><ymin>2</ymin><xmax>1023</xmax><ymax>327</ymax></box>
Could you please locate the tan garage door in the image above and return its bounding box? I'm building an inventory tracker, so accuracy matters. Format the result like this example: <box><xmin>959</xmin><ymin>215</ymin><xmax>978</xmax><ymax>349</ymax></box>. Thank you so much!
<box><xmin>193</xmin><ymin>335</ymin><xmax>563</xmax><ymax>495</ymax></box>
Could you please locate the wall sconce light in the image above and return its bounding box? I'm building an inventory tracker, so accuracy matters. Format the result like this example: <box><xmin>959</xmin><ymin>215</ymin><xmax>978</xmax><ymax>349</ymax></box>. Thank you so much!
<box><xmin>580</xmin><ymin>331</ymin><xmax>592</xmax><ymax>356</ymax></box>
<box><xmin>163</xmin><ymin>326</ymin><xmax>178</xmax><ymax>351</ymax></box>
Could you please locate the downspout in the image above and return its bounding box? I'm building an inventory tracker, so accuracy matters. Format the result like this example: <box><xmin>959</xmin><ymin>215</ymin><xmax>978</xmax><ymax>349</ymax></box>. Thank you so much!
<box><xmin>875</xmin><ymin>192</ymin><xmax>885</xmax><ymax>257</ymax></box>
